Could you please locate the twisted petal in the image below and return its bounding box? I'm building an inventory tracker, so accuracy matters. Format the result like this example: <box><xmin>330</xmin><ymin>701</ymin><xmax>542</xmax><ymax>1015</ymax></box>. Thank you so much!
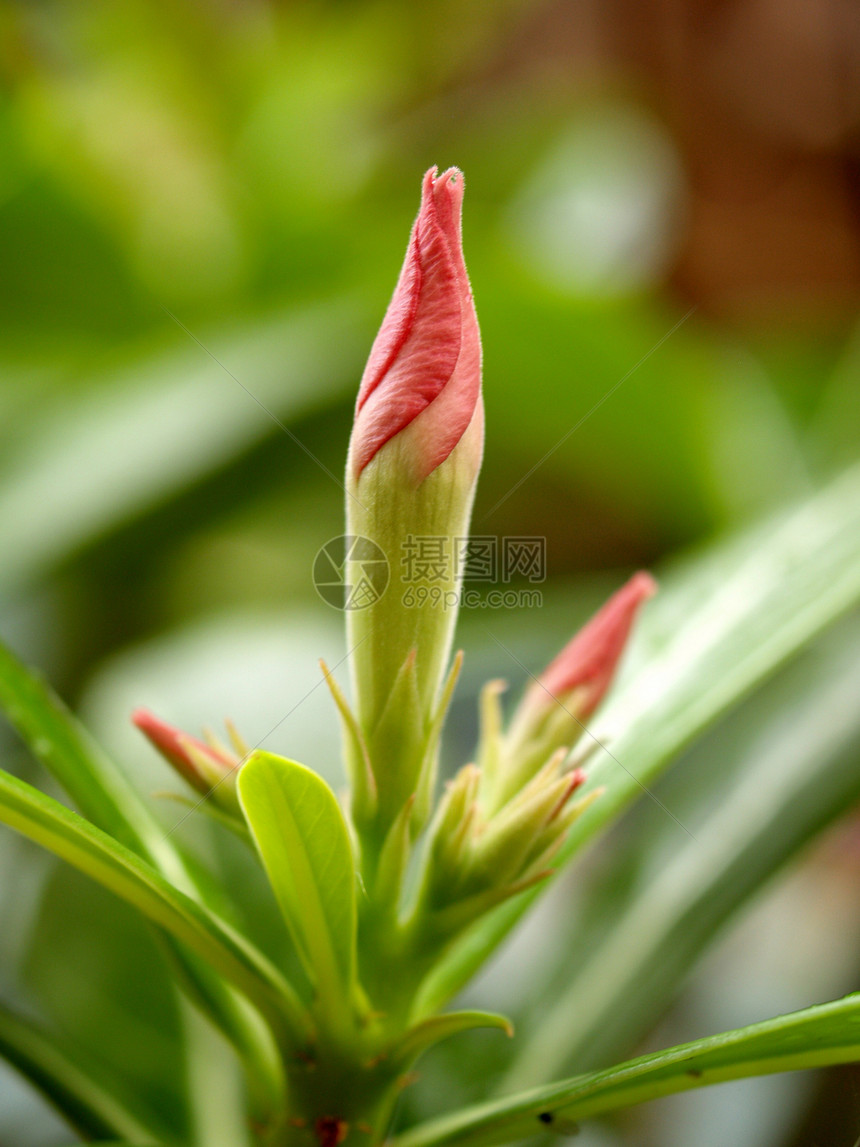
<box><xmin>351</xmin><ymin>167</ymin><xmax>482</xmax><ymax>481</ymax></box>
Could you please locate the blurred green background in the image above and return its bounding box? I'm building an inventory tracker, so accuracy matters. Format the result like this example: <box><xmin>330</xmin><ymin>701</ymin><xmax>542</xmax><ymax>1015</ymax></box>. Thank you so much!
<box><xmin>1</xmin><ymin>1</ymin><xmax>860</xmax><ymax>1144</ymax></box>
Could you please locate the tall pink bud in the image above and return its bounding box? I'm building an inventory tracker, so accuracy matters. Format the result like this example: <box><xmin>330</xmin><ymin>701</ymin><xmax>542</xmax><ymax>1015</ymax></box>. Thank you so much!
<box><xmin>348</xmin><ymin>166</ymin><xmax>483</xmax><ymax>484</ymax></box>
<box><xmin>345</xmin><ymin>167</ymin><xmax>484</xmax><ymax>846</ymax></box>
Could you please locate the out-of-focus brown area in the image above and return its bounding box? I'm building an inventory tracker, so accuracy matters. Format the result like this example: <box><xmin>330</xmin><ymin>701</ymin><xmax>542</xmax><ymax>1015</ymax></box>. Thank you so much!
<box><xmin>484</xmin><ymin>0</ymin><xmax>860</xmax><ymax>324</ymax></box>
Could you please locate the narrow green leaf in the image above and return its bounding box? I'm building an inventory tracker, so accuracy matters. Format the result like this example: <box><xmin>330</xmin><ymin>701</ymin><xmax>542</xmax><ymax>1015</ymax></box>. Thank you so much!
<box><xmin>0</xmin><ymin>639</ymin><xmax>176</xmax><ymax>873</ymax></box>
<box><xmin>0</xmin><ymin>1003</ymin><xmax>167</xmax><ymax>1145</ymax></box>
<box><xmin>419</xmin><ymin>463</ymin><xmax>860</xmax><ymax>1012</ymax></box>
<box><xmin>392</xmin><ymin>993</ymin><xmax>860</xmax><ymax>1147</ymax></box>
<box><xmin>0</xmin><ymin>766</ymin><xmax>310</xmax><ymax>1050</ymax></box>
<box><xmin>0</xmin><ymin>638</ymin><xmax>285</xmax><ymax>1107</ymax></box>
<box><xmin>237</xmin><ymin>751</ymin><xmax>358</xmax><ymax>1030</ymax></box>
<box><xmin>390</xmin><ymin>1011</ymin><xmax>513</xmax><ymax>1073</ymax></box>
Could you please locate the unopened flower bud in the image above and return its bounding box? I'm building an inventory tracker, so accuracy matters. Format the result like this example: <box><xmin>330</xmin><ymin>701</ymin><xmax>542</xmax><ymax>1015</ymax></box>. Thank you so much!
<box><xmin>485</xmin><ymin>572</ymin><xmax>656</xmax><ymax>810</ymax></box>
<box><xmin>345</xmin><ymin>167</ymin><xmax>483</xmax><ymax>847</ymax></box>
<box><xmin>132</xmin><ymin>708</ymin><xmax>246</xmax><ymax>817</ymax></box>
<box><xmin>416</xmin><ymin>752</ymin><xmax>597</xmax><ymax>939</ymax></box>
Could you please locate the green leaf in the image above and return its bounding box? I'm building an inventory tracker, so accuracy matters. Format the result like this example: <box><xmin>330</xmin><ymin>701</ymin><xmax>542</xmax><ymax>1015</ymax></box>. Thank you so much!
<box><xmin>0</xmin><ymin>638</ymin><xmax>284</xmax><ymax>1110</ymax></box>
<box><xmin>390</xmin><ymin>1011</ymin><xmax>513</xmax><ymax>1073</ymax></box>
<box><xmin>503</xmin><ymin>620</ymin><xmax>860</xmax><ymax>1087</ymax></box>
<box><xmin>237</xmin><ymin>751</ymin><xmax>358</xmax><ymax>1033</ymax></box>
<box><xmin>0</xmin><ymin>639</ymin><xmax>175</xmax><ymax>872</ymax></box>
<box><xmin>392</xmin><ymin>992</ymin><xmax>860</xmax><ymax>1147</ymax></box>
<box><xmin>0</xmin><ymin>766</ymin><xmax>310</xmax><ymax>1050</ymax></box>
<box><xmin>419</xmin><ymin>462</ymin><xmax>860</xmax><ymax>1012</ymax></box>
<box><xmin>0</xmin><ymin>1002</ymin><xmax>168</xmax><ymax>1145</ymax></box>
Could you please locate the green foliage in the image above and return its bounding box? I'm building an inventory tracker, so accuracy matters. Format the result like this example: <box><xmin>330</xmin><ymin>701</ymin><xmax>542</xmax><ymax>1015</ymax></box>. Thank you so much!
<box><xmin>0</xmin><ymin>765</ymin><xmax>309</xmax><ymax>1053</ymax></box>
<box><xmin>0</xmin><ymin>1003</ymin><xmax>165</xmax><ymax>1144</ymax></box>
<box><xmin>238</xmin><ymin>752</ymin><xmax>358</xmax><ymax>1038</ymax></box>
<box><xmin>393</xmin><ymin>993</ymin><xmax>860</xmax><ymax>1147</ymax></box>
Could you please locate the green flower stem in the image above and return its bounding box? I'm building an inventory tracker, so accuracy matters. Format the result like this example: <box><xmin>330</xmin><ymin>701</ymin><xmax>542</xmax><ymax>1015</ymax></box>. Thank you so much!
<box><xmin>346</xmin><ymin>431</ymin><xmax>480</xmax><ymax>847</ymax></box>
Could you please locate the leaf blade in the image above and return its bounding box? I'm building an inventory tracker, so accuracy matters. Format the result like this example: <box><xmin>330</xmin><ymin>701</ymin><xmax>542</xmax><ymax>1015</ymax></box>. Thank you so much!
<box><xmin>238</xmin><ymin>751</ymin><xmax>358</xmax><ymax>1029</ymax></box>
<box><xmin>392</xmin><ymin>993</ymin><xmax>860</xmax><ymax>1147</ymax></box>
<box><xmin>0</xmin><ymin>766</ymin><xmax>310</xmax><ymax>1049</ymax></box>
<box><xmin>0</xmin><ymin>639</ymin><xmax>171</xmax><ymax>868</ymax></box>
<box><xmin>0</xmin><ymin>1002</ymin><xmax>168</xmax><ymax>1145</ymax></box>
<box><xmin>0</xmin><ymin>638</ymin><xmax>286</xmax><ymax>1108</ymax></box>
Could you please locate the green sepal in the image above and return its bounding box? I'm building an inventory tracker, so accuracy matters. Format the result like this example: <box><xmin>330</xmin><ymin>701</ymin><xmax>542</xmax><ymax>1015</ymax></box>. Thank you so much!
<box><xmin>467</xmin><ymin>764</ymin><xmax>571</xmax><ymax>889</ymax></box>
<box><xmin>412</xmin><ymin>651</ymin><xmax>464</xmax><ymax>832</ymax></box>
<box><xmin>372</xmin><ymin>794</ymin><xmax>416</xmax><ymax>922</ymax></box>
<box><xmin>423</xmin><ymin>765</ymin><xmax>481</xmax><ymax>892</ymax></box>
<box><xmin>320</xmin><ymin>659</ymin><xmax>378</xmax><ymax>827</ymax></box>
<box><xmin>366</xmin><ymin>650</ymin><xmax>424</xmax><ymax>830</ymax></box>
<box><xmin>475</xmin><ymin>680</ymin><xmax>507</xmax><ymax>810</ymax></box>
<box><xmin>389</xmin><ymin>1010</ymin><xmax>513</xmax><ymax>1074</ymax></box>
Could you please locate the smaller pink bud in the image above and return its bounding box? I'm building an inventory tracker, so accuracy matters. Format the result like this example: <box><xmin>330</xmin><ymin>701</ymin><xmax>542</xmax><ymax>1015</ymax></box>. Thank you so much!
<box><xmin>492</xmin><ymin>572</ymin><xmax>657</xmax><ymax>810</ymax></box>
<box><xmin>132</xmin><ymin>708</ymin><xmax>242</xmax><ymax>811</ymax></box>
<box><xmin>539</xmin><ymin>571</ymin><xmax>657</xmax><ymax>717</ymax></box>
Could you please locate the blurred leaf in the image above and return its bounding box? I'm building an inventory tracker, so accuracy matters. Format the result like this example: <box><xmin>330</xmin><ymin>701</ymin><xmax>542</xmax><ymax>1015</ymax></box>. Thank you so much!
<box><xmin>0</xmin><ymin>766</ymin><xmax>309</xmax><ymax>1050</ymax></box>
<box><xmin>693</xmin><ymin>345</ymin><xmax>810</xmax><ymax>523</ymax></box>
<box><xmin>0</xmin><ymin>637</ymin><xmax>176</xmax><ymax>865</ymax></box>
<box><xmin>0</xmin><ymin>301</ymin><xmax>363</xmax><ymax>595</ymax></box>
<box><xmin>392</xmin><ymin>993</ymin><xmax>860</xmax><ymax>1147</ymax></box>
<box><xmin>24</xmin><ymin>862</ymin><xmax>187</xmax><ymax>1134</ymax></box>
<box><xmin>418</xmin><ymin>461</ymin><xmax>860</xmax><ymax>1012</ymax></box>
<box><xmin>810</xmin><ymin>320</ymin><xmax>860</xmax><ymax>471</ymax></box>
<box><xmin>0</xmin><ymin>1001</ymin><xmax>168</xmax><ymax>1144</ymax></box>
<box><xmin>238</xmin><ymin>751</ymin><xmax>357</xmax><ymax>1032</ymax></box>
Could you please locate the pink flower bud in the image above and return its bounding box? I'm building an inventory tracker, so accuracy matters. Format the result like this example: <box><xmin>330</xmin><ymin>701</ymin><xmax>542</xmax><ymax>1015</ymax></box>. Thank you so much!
<box><xmin>349</xmin><ymin>166</ymin><xmax>483</xmax><ymax>483</ymax></box>
<box><xmin>132</xmin><ymin>708</ymin><xmax>240</xmax><ymax>803</ymax></box>
<box><xmin>539</xmin><ymin>571</ymin><xmax>657</xmax><ymax>716</ymax></box>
